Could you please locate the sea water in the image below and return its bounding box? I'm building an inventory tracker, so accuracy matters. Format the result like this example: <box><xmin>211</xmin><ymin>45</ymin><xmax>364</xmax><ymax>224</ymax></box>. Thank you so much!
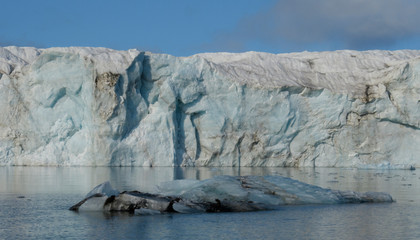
<box><xmin>0</xmin><ymin>167</ymin><xmax>419</xmax><ymax>240</ymax></box>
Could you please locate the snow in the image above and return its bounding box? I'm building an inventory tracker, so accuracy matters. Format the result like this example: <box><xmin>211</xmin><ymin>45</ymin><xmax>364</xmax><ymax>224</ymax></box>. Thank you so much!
<box><xmin>70</xmin><ymin>176</ymin><xmax>393</xmax><ymax>213</ymax></box>
<box><xmin>197</xmin><ymin>50</ymin><xmax>420</xmax><ymax>94</ymax></box>
<box><xmin>1</xmin><ymin>46</ymin><xmax>420</xmax><ymax>168</ymax></box>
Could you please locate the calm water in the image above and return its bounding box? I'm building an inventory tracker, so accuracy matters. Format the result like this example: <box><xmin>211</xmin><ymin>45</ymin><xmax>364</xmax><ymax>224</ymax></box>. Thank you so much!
<box><xmin>0</xmin><ymin>167</ymin><xmax>419</xmax><ymax>240</ymax></box>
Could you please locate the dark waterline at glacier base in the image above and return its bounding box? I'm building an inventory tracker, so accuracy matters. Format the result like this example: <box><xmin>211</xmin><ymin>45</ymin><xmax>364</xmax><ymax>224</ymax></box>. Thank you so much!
<box><xmin>1</xmin><ymin>167</ymin><xmax>419</xmax><ymax>240</ymax></box>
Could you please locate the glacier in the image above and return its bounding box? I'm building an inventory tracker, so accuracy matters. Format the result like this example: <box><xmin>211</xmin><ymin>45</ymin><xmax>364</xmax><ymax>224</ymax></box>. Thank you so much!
<box><xmin>0</xmin><ymin>46</ymin><xmax>420</xmax><ymax>167</ymax></box>
<box><xmin>69</xmin><ymin>176</ymin><xmax>393</xmax><ymax>213</ymax></box>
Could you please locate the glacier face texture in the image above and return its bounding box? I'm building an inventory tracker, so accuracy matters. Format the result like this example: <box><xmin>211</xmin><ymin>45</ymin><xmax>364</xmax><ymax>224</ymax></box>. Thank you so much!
<box><xmin>1</xmin><ymin>46</ymin><xmax>420</xmax><ymax>167</ymax></box>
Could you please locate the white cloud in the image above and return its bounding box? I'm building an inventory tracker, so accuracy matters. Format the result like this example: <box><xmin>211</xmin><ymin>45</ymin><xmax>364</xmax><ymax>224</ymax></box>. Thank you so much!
<box><xmin>208</xmin><ymin>0</ymin><xmax>420</xmax><ymax>51</ymax></box>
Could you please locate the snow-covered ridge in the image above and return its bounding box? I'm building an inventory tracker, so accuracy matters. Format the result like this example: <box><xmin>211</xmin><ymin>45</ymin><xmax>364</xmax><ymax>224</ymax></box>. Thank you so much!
<box><xmin>0</xmin><ymin>46</ymin><xmax>139</xmax><ymax>76</ymax></box>
<box><xmin>0</xmin><ymin>47</ymin><xmax>419</xmax><ymax>167</ymax></box>
<box><xmin>198</xmin><ymin>50</ymin><xmax>420</xmax><ymax>94</ymax></box>
<box><xmin>3</xmin><ymin>47</ymin><xmax>420</xmax><ymax>93</ymax></box>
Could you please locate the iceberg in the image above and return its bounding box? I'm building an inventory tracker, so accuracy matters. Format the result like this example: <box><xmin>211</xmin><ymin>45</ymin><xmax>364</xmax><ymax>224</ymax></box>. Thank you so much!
<box><xmin>69</xmin><ymin>176</ymin><xmax>393</xmax><ymax>213</ymax></box>
<box><xmin>0</xmin><ymin>46</ymin><xmax>420</xmax><ymax>167</ymax></box>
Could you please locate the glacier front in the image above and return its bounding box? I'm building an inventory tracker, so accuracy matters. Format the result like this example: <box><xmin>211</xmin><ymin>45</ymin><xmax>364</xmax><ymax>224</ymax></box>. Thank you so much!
<box><xmin>1</xmin><ymin>46</ymin><xmax>420</xmax><ymax>167</ymax></box>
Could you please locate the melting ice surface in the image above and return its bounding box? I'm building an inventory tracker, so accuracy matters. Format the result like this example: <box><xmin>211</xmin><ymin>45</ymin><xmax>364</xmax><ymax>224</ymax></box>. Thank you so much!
<box><xmin>70</xmin><ymin>175</ymin><xmax>393</xmax><ymax>214</ymax></box>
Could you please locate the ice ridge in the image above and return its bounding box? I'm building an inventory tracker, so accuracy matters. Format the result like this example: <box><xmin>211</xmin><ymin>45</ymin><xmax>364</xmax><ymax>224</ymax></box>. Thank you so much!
<box><xmin>69</xmin><ymin>176</ymin><xmax>394</xmax><ymax>213</ymax></box>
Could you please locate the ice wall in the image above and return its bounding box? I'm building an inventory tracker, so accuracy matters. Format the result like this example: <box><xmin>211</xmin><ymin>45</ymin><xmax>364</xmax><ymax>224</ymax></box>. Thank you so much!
<box><xmin>1</xmin><ymin>47</ymin><xmax>419</xmax><ymax>167</ymax></box>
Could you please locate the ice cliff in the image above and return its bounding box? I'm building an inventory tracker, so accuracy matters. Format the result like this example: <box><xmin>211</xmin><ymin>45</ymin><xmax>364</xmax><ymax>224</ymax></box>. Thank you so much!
<box><xmin>1</xmin><ymin>46</ymin><xmax>420</xmax><ymax>167</ymax></box>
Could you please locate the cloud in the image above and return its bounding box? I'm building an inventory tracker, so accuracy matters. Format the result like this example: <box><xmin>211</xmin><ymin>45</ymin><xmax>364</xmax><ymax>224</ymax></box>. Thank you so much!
<box><xmin>207</xmin><ymin>0</ymin><xmax>420</xmax><ymax>52</ymax></box>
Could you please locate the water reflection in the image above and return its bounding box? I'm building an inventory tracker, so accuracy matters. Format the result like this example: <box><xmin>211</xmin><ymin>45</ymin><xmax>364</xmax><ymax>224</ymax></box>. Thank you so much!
<box><xmin>0</xmin><ymin>166</ymin><xmax>278</xmax><ymax>194</ymax></box>
<box><xmin>0</xmin><ymin>166</ymin><xmax>419</xmax><ymax>240</ymax></box>
<box><xmin>0</xmin><ymin>166</ymin><xmax>419</xmax><ymax>203</ymax></box>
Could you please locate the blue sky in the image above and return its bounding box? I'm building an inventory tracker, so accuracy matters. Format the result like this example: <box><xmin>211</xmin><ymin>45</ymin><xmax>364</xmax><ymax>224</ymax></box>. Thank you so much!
<box><xmin>2</xmin><ymin>0</ymin><xmax>420</xmax><ymax>56</ymax></box>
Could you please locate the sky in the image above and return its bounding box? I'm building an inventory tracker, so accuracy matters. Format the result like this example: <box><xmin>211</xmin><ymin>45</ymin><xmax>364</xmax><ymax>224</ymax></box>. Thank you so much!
<box><xmin>2</xmin><ymin>0</ymin><xmax>420</xmax><ymax>56</ymax></box>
